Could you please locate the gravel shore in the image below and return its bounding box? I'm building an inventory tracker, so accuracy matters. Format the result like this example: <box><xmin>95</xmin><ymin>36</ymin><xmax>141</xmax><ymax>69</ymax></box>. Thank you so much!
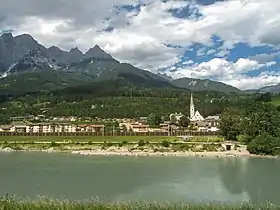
<box><xmin>71</xmin><ymin>149</ymin><xmax>264</xmax><ymax>158</ymax></box>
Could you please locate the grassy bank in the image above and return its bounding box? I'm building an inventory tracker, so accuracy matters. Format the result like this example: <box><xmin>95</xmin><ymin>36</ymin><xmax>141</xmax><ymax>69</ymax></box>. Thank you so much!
<box><xmin>0</xmin><ymin>197</ymin><xmax>277</xmax><ymax>210</ymax></box>
<box><xmin>0</xmin><ymin>135</ymin><xmax>223</xmax><ymax>143</ymax></box>
<box><xmin>0</xmin><ymin>136</ymin><xmax>180</xmax><ymax>143</ymax></box>
<box><xmin>0</xmin><ymin>140</ymin><xmax>232</xmax><ymax>154</ymax></box>
<box><xmin>0</xmin><ymin>135</ymin><xmax>234</xmax><ymax>154</ymax></box>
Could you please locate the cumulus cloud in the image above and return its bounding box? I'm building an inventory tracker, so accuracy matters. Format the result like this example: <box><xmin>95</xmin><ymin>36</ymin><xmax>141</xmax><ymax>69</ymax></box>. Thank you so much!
<box><xmin>249</xmin><ymin>52</ymin><xmax>280</xmax><ymax>63</ymax></box>
<box><xmin>168</xmin><ymin>58</ymin><xmax>276</xmax><ymax>89</ymax></box>
<box><xmin>1</xmin><ymin>0</ymin><xmax>280</xmax><ymax>88</ymax></box>
<box><xmin>224</xmin><ymin>71</ymin><xmax>280</xmax><ymax>90</ymax></box>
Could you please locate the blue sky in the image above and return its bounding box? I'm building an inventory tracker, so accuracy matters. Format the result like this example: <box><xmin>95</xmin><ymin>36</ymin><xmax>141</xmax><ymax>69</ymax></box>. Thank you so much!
<box><xmin>1</xmin><ymin>0</ymin><xmax>280</xmax><ymax>89</ymax></box>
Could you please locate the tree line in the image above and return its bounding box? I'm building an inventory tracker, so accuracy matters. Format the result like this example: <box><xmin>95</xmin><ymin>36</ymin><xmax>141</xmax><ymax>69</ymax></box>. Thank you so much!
<box><xmin>219</xmin><ymin>98</ymin><xmax>280</xmax><ymax>156</ymax></box>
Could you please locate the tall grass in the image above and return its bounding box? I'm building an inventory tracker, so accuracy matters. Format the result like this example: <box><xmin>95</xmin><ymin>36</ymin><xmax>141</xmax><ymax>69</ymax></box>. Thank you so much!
<box><xmin>0</xmin><ymin>196</ymin><xmax>278</xmax><ymax>210</ymax></box>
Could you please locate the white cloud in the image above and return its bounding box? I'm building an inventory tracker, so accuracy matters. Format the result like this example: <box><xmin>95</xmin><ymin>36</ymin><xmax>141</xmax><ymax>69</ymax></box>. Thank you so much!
<box><xmin>168</xmin><ymin>57</ymin><xmax>276</xmax><ymax>90</ymax></box>
<box><xmin>182</xmin><ymin>60</ymin><xmax>194</xmax><ymax>65</ymax></box>
<box><xmin>224</xmin><ymin>71</ymin><xmax>280</xmax><ymax>90</ymax></box>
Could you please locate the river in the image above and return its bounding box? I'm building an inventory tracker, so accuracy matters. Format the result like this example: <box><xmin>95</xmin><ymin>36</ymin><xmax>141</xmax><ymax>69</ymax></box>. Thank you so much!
<box><xmin>0</xmin><ymin>152</ymin><xmax>279</xmax><ymax>205</ymax></box>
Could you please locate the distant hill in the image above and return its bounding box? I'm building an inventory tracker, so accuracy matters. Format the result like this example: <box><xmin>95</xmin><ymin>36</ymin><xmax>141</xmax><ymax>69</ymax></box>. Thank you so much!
<box><xmin>171</xmin><ymin>78</ymin><xmax>242</xmax><ymax>94</ymax></box>
<box><xmin>244</xmin><ymin>83</ymin><xmax>280</xmax><ymax>94</ymax></box>
<box><xmin>257</xmin><ymin>83</ymin><xmax>280</xmax><ymax>93</ymax></box>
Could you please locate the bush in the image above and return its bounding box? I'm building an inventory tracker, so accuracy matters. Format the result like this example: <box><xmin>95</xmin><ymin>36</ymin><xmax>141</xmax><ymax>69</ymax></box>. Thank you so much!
<box><xmin>202</xmin><ymin>144</ymin><xmax>219</xmax><ymax>152</ymax></box>
<box><xmin>161</xmin><ymin>140</ymin><xmax>170</xmax><ymax>148</ymax></box>
<box><xmin>103</xmin><ymin>141</ymin><xmax>113</xmax><ymax>147</ymax></box>
<box><xmin>122</xmin><ymin>140</ymin><xmax>128</xmax><ymax>145</ymax></box>
<box><xmin>172</xmin><ymin>144</ymin><xmax>191</xmax><ymax>151</ymax></box>
<box><xmin>153</xmin><ymin>148</ymin><xmax>159</xmax><ymax>152</ymax></box>
<box><xmin>107</xmin><ymin>142</ymin><xmax>113</xmax><ymax>147</ymax></box>
<box><xmin>247</xmin><ymin>133</ymin><xmax>280</xmax><ymax>156</ymax></box>
<box><xmin>138</xmin><ymin>140</ymin><xmax>145</xmax><ymax>146</ymax></box>
<box><xmin>50</xmin><ymin>141</ymin><xmax>59</xmax><ymax>147</ymax></box>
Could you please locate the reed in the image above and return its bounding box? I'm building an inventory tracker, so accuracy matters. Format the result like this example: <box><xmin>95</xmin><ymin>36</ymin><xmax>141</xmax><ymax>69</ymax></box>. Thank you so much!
<box><xmin>0</xmin><ymin>196</ymin><xmax>278</xmax><ymax>210</ymax></box>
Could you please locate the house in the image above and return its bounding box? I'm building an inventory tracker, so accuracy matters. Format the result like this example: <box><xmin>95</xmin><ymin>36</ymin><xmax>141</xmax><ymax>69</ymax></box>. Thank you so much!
<box><xmin>76</xmin><ymin>124</ymin><xmax>105</xmax><ymax>132</ymax></box>
<box><xmin>194</xmin><ymin>121</ymin><xmax>219</xmax><ymax>132</ymax></box>
<box><xmin>159</xmin><ymin>122</ymin><xmax>178</xmax><ymax>132</ymax></box>
<box><xmin>130</xmin><ymin>124</ymin><xmax>149</xmax><ymax>132</ymax></box>
<box><xmin>0</xmin><ymin>125</ymin><xmax>13</xmax><ymax>132</ymax></box>
<box><xmin>63</xmin><ymin>124</ymin><xmax>77</xmax><ymax>132</ymax></box>
<box><xmin>195</xmin><ymin>121</ymin><xmax>208</xmax><ymax>132</ymax></box>
<box><xmin>28</xmin><ymin>123</ymin><xmax>54</xmax><ymax>133</ymax></box>
<box><xmin>205</xmin><ymin>116</ymin><xmax>220</xmax><ymax>127</ymax></box>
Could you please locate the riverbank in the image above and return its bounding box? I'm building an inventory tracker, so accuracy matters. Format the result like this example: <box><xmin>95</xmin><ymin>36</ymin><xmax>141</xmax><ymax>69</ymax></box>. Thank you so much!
<box><xmin>0</xmin><ymin>144</ymin><xmax>277</xmax><ymax>158</ymax></box>
<box><xmin>71</xmin><ymin>147</ymin><xmax>253</xmax><ymax>157</ymax></box>
<box><xmin>0</xmin><ymin>197</ymin><xmax>277</xmax><ymax>210</ymax></box>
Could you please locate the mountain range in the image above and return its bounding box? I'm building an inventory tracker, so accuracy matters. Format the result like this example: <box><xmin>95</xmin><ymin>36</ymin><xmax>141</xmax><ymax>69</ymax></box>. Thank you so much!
<box><xmin>1</xmin><ymin>32</ymin><xmax>278</xmax><ymax>95</ymax></box>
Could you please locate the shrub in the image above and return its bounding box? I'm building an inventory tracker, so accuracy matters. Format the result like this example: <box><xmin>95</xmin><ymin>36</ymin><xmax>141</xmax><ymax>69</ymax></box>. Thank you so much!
<box><xmin>138</xmin><ymin>147</ymin><xmax>145</xmax><ymax>151</ymax></box>
<box><xmin>161</xmin><ymin>140</ymin><xmax>170</xmax><ymax>148</ymax></box>
<box><xmin>153</xmin><ymin>148</ymin><xmax>159</xmax><ymax>152</ymax></box>
<box><xmin>138</xmin><ymin>140</ymin><xmax>145</xmax><ymax>147</ymax></box>
<box><xmin>107</xmin><ymin>142</ymin><xmax>113</xmax><ymax>147</ymax></box>
<box><xmin>122</xmin><ymin>140</ymin><xmax>128</xmax><ymax>145</ymax></box>
<box><xmin>202</xmin><ymin>144</ymin><xmax>219</xmax><ymax>152</ymax></box>
<box><xmin>50</xmin><ymin>141</ymin><xmax>59</xmax><ymax>147</ymax></box>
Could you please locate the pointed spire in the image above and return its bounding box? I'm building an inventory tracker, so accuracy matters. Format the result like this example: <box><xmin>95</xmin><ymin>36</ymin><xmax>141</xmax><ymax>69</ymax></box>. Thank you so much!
<box><xmin>190</xmin><ymin>92</ymin><xmax>195</xmax><ymax>119</ymax></box>
<box><xmin>190</xmin><ymin>92</ymin><xmax>194</xmax><ymax>107</ymax></box>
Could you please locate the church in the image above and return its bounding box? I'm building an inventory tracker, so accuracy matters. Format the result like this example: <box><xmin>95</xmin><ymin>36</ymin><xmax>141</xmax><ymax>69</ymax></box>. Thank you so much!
<box><xmin>189</xmin><ymin>93</ymin><xmax>220</xmax><ymax>132</ymax></box>
<box><xmin>189</xmin><ymin>93</ymin><xmax>204</xmax><ymax>122</ymax></box>
<box><xmin>168</xmin><ymin>93</ymin><xmax>219</xmax><ymax>132</ymax></box>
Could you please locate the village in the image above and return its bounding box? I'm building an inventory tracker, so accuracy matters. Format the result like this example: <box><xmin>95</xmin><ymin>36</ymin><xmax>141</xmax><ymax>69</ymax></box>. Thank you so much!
<box><xmin>0</xmin><ymin>94</ymin><xmax>220</xmax><ymax>134</ymax></box>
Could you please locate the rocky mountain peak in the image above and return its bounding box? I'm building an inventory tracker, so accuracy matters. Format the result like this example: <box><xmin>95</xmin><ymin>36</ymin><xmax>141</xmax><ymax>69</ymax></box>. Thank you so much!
<box><xmin>1</xmin><ymin>32</ymin><xmax>14</xmax><ymax>41</ymax></box>
<box><xmin>69</xmin><ymin>47</ymin><xmax>83</xmax><ymax>55</ymax></box>
<box><xmin>49</xmin><ymin>45</ymin><xmax>62</xmax><ymax>51</ymax></box>
<box><xmin>14</xmin><ymin>34</ymin><xmax>38</xmax><ymax>44</ymax></box>
<box><xmin>85</xmin><ymin>45</ymin><xmax>113</xmax><ymax>59</ymax></box>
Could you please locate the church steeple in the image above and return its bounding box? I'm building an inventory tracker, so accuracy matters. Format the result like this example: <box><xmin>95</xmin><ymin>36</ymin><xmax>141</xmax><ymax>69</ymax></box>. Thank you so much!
<box><xmin>190</xmin><ymin>92</ymin><xmax>195</xmax><ymax>119</ymax></box>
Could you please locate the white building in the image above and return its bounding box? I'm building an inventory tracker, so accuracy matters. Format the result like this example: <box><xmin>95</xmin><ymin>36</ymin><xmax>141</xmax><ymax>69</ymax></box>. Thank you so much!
<box><xmin>189</xmin><ymin>93</ymin><xmax>204</xmax><ymax>122</ymax></box>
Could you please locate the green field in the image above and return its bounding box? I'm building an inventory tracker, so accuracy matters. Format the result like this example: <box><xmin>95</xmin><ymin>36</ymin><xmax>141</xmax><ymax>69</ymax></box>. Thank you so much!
<box><xmin>0</xmin><ymin>135</ymin><xmax>224</xmax><ymax>143</ymax></box>
<box><xmin>0</xmin><ymin>136</ymin><xmax>180</xmax><ymax>143</ymax></box>
<box><xmin>269</xmin><ymin>96</ymin><xmax>280</xmax><ymax>106</ymax></box>
<box><xmin>188</xmin><ymin>136</ymin><xmax>223</xmax><ymax>142</ymax></box>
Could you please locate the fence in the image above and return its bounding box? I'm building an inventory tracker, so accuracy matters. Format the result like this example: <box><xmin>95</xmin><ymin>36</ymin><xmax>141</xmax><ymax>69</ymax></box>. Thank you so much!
<box><xmin>0</xmin><ymin>131</ymin><xmax>220</xmax><ymax>137</ymax></box>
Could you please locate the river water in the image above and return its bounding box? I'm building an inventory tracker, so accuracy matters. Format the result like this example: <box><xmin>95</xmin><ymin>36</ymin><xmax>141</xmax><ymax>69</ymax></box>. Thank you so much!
<box><xmin>0</xmin><ymin>152</ymin><xmax>279</xmax><ymax>205</ymax></box>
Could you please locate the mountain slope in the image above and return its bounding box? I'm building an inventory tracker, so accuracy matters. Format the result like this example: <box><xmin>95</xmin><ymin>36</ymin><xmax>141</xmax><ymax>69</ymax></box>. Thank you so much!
<box><xmin>171</xmin><ymin>77</ymin><xmax>242</xmax><ymax>94</ymax></box>
<box><xmin>257</xmin><ymin>84</ymin><xmax>280</xmax><ymax>93</ymax></box>
<box><xmin>0</xmin><ymin>70</ymin><xmax>95</xmax><ymax>96</ymax></box>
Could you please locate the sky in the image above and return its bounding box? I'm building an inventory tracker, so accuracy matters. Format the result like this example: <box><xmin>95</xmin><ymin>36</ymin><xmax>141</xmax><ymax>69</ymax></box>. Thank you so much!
<box><xmin>1</xmin><ymin>0</ymin><xmax>280</xmax><ymax>90</ymax></box>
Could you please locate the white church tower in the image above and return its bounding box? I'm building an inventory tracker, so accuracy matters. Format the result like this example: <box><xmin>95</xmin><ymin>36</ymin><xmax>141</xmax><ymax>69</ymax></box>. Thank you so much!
<box><xmin>190</xmin><ymin>93</ymin><xmax>195</xmax><ymax>119</ymax></box>
<box><xmin>189</xmin><ymin>93</ymin><xmax>204</xmax><ymax>122</ymax></box>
